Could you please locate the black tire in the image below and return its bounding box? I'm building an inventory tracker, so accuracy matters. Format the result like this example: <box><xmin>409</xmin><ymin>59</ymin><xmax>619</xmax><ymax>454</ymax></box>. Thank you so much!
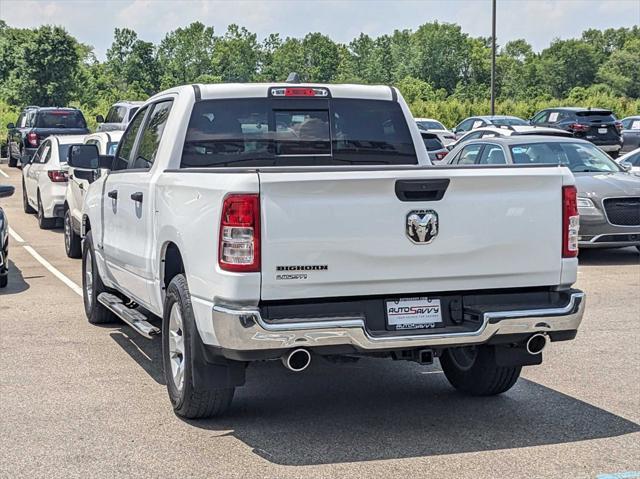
<box><xmin>440</xmin><ymin>345</ymin><xmax>521</xmax><ymax>396</ymax></box>
<box><xmin>64</xmin><ymin>209</ymin><xmax>82</xmax><ymax>258</ymax></box>
<box><xmin>162</xmin><ymin>274</ymin><xmax>235</xmax><ymax>419</ymax></box>
<box><xmin>8</xmin><ymin>154</ymin><xmax>17</xmax><ymax>168</ymax></box>
<box><xmin>82</xmin><ymin>231</ymin><xmax>116</xmax><ymax>324</ymax></box>
<box><xmin>37</xmin><ymin>192</ymin><xmax>56</xmax><ymax>229</ymax></box>
<box><xmin>0</xmin><ymin>272</ymin><xmax>7</xmax><ymax>288</ymax></box>
<box><xmin>22</xmin><ymin>180</ymin><xmax>35</xmax><ymax>214</ymax></box>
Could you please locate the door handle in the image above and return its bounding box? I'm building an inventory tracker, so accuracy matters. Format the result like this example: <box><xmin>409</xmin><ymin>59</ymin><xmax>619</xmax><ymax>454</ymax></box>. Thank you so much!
<box><xmin>395</xmin><ymin>179</ymin><xmax>450</xmax><ymax>202</ymax></box>
<box><xmin>107</xmin><ymin>190</ymin><xmax>118</xmax><ymax>200</ymax></box>
<box><xmin>130</xmin><ymin>192</ymin><xmax>143</xmax><ymax>202</ymax></box>
<box><xmin>79</xmin><ymin>183</ymin><xmax>84</xmax><ymax>190</ymax></box>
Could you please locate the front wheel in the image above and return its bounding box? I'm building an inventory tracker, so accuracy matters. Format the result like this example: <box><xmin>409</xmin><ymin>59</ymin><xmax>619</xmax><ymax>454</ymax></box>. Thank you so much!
<box><xmin>64</xmin><ymin>210</ymin><xmax>82</xmax><ymax>258</ymax></box>
<box><xmin>162</xmin><ymin>274</ymin><xmax>235</xmax><ymax>419</ymax></box>
<box><xmin>82</xmin><ymin>231</ymin><xmax>116</xmax><ymax>324</ymax></box>
<box><xmin>440</xmin><ymin>345</ymin><xmax>521</xmax><ymax>396</ymax></box>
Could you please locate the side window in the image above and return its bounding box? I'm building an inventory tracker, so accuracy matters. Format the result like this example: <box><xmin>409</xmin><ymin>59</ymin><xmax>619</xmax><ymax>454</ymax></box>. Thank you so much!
<box><xmin>129</xmin><ymin>100</ymin><xmax>173</xmax><ymax>170</ymax></box>
<box><xmin>620</xmin><ymin>119</ymin><xmax>631</xmax><ymax>129</ymax></box>
<box><xmin>460</xmin><ymin>131</ymin><xmax>483</xmax><ymax>145</ymax></box>
<box><xmin>113</xmin><ymin>107</ymin><xmax>148</xmax><ymax>171</ymax></box>
<box><xmin>531</xmin><ymin>111</ymin><xmax>548</xmax><ymax>125</ymax></box>
<box><xmin>35</xmin><ymin>142</ymin><xmax>51</xmax><ymax>164</ymax></box>
<box><xmin>627</xmin><ymin>151</ymin><xmax>640</xmax><ymax>166</ymax></box>
<box><xmin>478</xmin><ymin>145</ymin><xmax>506</xmax><ymax>164</ymax></box>
<box><xmin>106</xmin><ymin>107</ymin><xmax>126</xmax><ymax>123</ymax></box>
<box><xmin>128</xmin><ymin>107</ymin><xmax>139</xmax><ymax>121</ymax></box>
<box><xmin>104</xmin><ymin>107</ymin><xmax>116</xmax><ymax>123</ymax></box>
<box><xmin>472</xmin><ymin>120</ymin><xmax>485</xmax><ymax>129</ymax></box>
<box><xmin>456</xmin><ymin>119</ymin><xmax>473</xmax><ymax>132</ymax></box>
<box><xmin>456</xmin><ymin>144</ymin><xmax>483</xmax><ymax>165</ymax></box>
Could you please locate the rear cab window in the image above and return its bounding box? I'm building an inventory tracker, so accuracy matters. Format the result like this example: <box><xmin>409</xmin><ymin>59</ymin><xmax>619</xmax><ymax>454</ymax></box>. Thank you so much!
<box><xmin>36</xmin><ymin>110</ymin><xmax>86</xmax><ymax>129</ymax></box>
<box><xmin>180</xmin><ymin>96</ymin><xmax>417</xmax><ymax>167</ymax></box>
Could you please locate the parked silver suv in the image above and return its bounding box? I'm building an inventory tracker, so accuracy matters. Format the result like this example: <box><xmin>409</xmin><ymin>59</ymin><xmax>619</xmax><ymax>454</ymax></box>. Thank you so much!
<box><xmin>95</xmin><ymin>101</ymin><xmax>143</xmax><ymax>132</ymax></box>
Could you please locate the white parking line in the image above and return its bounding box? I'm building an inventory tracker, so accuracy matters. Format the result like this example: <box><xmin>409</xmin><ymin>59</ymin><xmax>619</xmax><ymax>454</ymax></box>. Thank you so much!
<box><xmin>0</xmin><ymin>168</ymin><xmax>9</xmax><ymax>178</ymax></box>
<box><xmin>9</xmin><ymin>227</ymin><xmax>83</xmax><ymax>297</ymax></box>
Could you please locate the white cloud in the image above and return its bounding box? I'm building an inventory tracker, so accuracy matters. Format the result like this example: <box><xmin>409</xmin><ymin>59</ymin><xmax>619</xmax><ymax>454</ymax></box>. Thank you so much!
<box><xmin>1</xmin><ymin>0</ymin><xmax>638</xmax><ymax>59</ymax></box>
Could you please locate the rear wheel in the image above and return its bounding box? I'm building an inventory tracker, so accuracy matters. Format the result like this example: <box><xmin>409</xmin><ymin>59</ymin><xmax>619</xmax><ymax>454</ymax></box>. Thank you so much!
<box><xmin>82</xmin><ymin>231</ymin><xmax>116</xmax><ymax>324</ymax></box>
<box><xmin>37</xmin><ymin>192</ymin><xmax>56</xmax><ymax>229</ymax></box>
<box><xmin>162</xmin><ymin>274</ymin><xmax>235</xmax><ymax>418</ymax></box>
<box><xmin>22</xmin><ymin>180</ymin><xmax>35</xmax><ymax>214</ymax></box>
<box><xmin>440</xmin><ymin>345</ymin><xmax>521</xmax><ymax>396</ymax></box>
<box><xmin>64</xmin><ymin>210</ymin><xmax>82</xmax><ymax>258</ymax></box>
<box><xmin>0</xmin><ymin>274</ymin><xmax>7</xmax><ymax>288</ymax></box>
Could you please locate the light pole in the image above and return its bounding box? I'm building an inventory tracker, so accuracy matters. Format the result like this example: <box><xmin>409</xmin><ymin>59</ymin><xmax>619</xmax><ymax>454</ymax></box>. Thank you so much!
<box><xmin>490</xmin><ymin>0</ymin><xmax>497</xmax><ymax>116</ymax></box>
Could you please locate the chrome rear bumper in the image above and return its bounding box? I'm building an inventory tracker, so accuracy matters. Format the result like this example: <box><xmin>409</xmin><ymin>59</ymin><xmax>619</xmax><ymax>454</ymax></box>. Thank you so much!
<box><xmin>211</xmin><ymin>292</ymin><xmax>585</xmax><ymax>352</ymax></box>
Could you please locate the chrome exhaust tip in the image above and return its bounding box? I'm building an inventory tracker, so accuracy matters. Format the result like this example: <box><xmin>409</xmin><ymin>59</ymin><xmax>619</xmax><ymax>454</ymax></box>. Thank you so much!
<box><xmin>282</xmin><ymin>348</ymin><xmax>312</xmax><ymax>372</ymax></box>
<box><xmin>526</xmin><ymin>333</ymin><xmax>549</xmax><ymax>355</ymax></box>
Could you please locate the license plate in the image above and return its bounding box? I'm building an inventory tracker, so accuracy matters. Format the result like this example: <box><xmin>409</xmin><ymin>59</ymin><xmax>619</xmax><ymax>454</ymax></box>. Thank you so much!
<box><xmin>598</xmin><ymin>128</ymin><xmax>608</xmax><ymax>134</ymax></box>
<box><xmin>386</xmin><ymin>297</ymin><xmax>443</xmax><ymax>330</ymax></box>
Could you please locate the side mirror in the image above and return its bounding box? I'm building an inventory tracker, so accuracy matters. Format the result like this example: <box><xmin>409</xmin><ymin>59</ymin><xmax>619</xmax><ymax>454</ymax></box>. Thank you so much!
<box><xmin>619</xmin><ymin>160</ymin><xmax>632</xmax><ymax>172</ymax></box>
<box><xmin>7</xmin><ymin>122</ymin><xmax>15</xmax><ymax>129</ymax></box>
<box><xmin>0</xmin><ymin>185</ymin><xmax>15</xmax><ymax>198</ymax></box>
<box><xmin>68</xmin><ymin>144</ymin><xmax>100</xmax><ymax>169</ymax></box>
<box><xmin>96</xmin><ymin>115</ymin><xmax>105</xmax><ymax>123</ymax></box>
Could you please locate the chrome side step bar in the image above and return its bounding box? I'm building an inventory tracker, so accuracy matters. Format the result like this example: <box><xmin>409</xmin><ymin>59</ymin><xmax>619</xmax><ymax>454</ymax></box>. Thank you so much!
<box><xmin>97</xmin><ymin>292</ymin><xmax>160</xmax><ymax>339</ymax></box>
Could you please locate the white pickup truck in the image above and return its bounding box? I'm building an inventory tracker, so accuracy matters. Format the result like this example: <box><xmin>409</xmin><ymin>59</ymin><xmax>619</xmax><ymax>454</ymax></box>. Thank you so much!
<box><xmin>68</xmin><ymin>81</ymin><xmax>586</xmax><ymax>418</ymax></box>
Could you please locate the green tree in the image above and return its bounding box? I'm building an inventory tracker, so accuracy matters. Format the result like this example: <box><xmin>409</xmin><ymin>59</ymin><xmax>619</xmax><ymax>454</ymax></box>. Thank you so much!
<box><xmin>539</xmin><ymin>39</ymin><xmax>599</xmax><ymax>97</ymax></box>
<box><xmin>4</xmin><ymin>25</ymin><xmax>80</xmax><ymax>106</ymax></box>
<box><xmin>597</xmin><ymin>38</ymin><xmax>640</xmax><ymax>98</ymax></box>
<box><xmin>157</xmin><ymin>22</ymin><xmax>216</xmax><ymax>89</ymax></box>
<box><xmin>105</xmin><ymin>28</ymin><xmax>160</xmax><ymax>98</ymax></box>
<box><xmin>409</xmin><ymin>22</ymin><xmax>470</xmax><ymax>93</ymax></box>
<box><xmin>211</xmin><ymin>24</ymin><xmax>260</xmax><ymax>82</ymax></box>
<box><xmin>300</xmin><ymin>33</ymin><xmax>340</xmax><ymax>82</ymax></box>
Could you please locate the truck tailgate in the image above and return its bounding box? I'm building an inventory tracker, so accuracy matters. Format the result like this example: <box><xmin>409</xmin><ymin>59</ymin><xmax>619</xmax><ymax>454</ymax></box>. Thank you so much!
<box><xmin>259</xmin><ymin>167</ymin><xmax>566</xmax><ymax>301</ymax></box>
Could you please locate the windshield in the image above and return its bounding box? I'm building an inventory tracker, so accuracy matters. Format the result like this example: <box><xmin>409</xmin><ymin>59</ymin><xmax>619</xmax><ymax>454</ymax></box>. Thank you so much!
<box><xmin>58</xmin><ymin>145</ymin><xmax>71</xmax><ymax>163</ymax></box>
<box><xmin>491</xmin><ymin>117</ymin><xmax>528</xmax><ymax>127</ymax></box>
<box><xmin>416</xmin><ymin>120</ymin><xmax>445</xmax><ymax>130</ymax></box>
<box><xmin>36</xmin><ymin>110</ymin><xmax>86</xmax><ymax>129</ymax></box>
<box><xmin>422</xmin><ymin>135</ymin><xmax>444</xmax><ymax>151</ymax></box>
<box><xmin>510</xmin><ymin>142</ymin><xmax>621</xmax><ymax>173</ymax></box>
<box><xmin>181</xmin><ymin>98</ymin><xmax>417</xmax><ymax>167</ymax></box>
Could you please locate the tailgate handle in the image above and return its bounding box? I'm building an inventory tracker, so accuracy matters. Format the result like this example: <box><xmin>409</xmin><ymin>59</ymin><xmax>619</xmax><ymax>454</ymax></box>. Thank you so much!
<box><xmin>395</xmin><ymin>179</ymin><xmax>450</xmax><ymax>202</ymax></box>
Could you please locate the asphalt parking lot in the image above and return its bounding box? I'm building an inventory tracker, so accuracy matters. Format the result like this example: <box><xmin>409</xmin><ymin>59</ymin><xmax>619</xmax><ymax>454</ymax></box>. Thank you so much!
<box><xmin>0</xmin><ymin>162</ymin><xmax>638</xmax><ymax>479</ymax></box>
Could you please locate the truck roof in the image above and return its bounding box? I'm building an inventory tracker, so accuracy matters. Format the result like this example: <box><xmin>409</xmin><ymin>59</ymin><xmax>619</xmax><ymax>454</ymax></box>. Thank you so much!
<box><xmin>148</xmin><ymin>83</ymin><xmax>396</xmax><ymax>102</ymax></box>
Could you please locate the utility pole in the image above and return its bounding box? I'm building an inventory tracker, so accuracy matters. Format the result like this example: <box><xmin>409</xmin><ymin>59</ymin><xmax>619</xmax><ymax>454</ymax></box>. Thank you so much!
<box><xmin>490</xmin><ymin>0</ymin><xmax>497</xmax><ymax>116</ymax></box>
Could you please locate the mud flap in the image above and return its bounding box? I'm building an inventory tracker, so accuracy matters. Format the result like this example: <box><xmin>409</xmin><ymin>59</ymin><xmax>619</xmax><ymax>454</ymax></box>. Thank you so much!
<box><xmin>495</xmin><ymin>345</ymin><xmax>542</xmax><ymax>367</ymax></box>
<box><xmin>191</xmin><ymin>328</ymin><xmax>246</xmax><ymax>390</ymax></box>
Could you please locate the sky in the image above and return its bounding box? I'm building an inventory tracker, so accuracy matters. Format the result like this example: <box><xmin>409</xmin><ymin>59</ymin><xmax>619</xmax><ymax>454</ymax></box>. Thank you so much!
<box><xmin>1</xmin><ymin>0</ymin><xmax>638</xmax><ymax>59</ymax></box>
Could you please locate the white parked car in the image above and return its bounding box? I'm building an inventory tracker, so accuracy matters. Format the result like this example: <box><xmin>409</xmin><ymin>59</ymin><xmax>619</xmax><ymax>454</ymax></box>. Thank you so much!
<box><xmin>617</xmin><ymin>148</ymin><xmax>640</xmax><ymax>177</ymax></box>
<box><xmin>414</xmin><ymin>117</ymin><xmax>455</xmax><ymax>146</ymax></box>
<box><xmin>447</xmin><ymin>125</ymin><xmax>573</xmax><ymax>150</ymax></box>
<box><xmin>21</xmin><ymin>135</ymin><xmax>85</xmax><ymax>229</ymax></box>
<box><xmin>63</xmin><ymin>132</ymin><xmax>124</xmax><ymax>258</ymax></box>
<box><xmin>71</xmin><ymin>82</ymin><xmax>585</xmax><ymax>418</ymax></box>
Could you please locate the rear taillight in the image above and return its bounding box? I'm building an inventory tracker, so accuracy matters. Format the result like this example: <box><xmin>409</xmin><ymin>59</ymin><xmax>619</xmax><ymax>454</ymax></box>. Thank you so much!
<box><xmin>218</xmin><ymin>194</ymin><xmax>260</xmax><ymax>272</ymax></box>
<box><xmin>562</xmin><ymin>185</ymin><xmax>579</xmax><ymax>258</ymax></box>
<box><xmin>435</xmin><ymin>152</ymin><xmax>448</xmax><ymax>161</ymax></box>
<box><xmin>568</xmin><ymin>123</ymin><xmax>589</xmax><ymax>133</ymax></box>
<box><xmin>614</xmin><ymin>121</ymin><xmax>623</xmax><ymax>133</ymax></box>
<box><xmin>27</xmin><ymin>132</ymin><xmax>38</xmax><ymax>146</ymax></box>
<box><xmin>47</xmin><ymin>170</ymin><xmax>68</xmax><ymax>182</ymax></box>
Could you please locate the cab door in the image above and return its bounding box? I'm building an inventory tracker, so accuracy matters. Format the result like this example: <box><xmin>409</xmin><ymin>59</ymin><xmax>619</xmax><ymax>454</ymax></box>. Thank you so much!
<box><xmin>24</xmin><ymin>141</ymin><xmax>51</xmax><ymax>203</ymax></box>
<box><xmin>101</xmin><ymin>100</ymin><xmax>173</xmax><ymax>307</ymax></box>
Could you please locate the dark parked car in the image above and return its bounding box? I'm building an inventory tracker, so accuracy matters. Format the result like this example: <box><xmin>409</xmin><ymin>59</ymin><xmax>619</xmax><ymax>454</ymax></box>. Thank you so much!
<box><xmin>6</xmin><ymin>107</ymin><xmax>90</xmax><ymax>167</ymax></box>
<box><xmin>620</xmin><ymin>116</ymin><xmax>640</xmax><ymax>154</ymax></box>
<box><xmin>530</xmin><ymin>107</ymin><xmax>623</xmax><ymax>157</ymax></box>
<box><xmin>1</xmin><ymin>184</ymin><xmax>16</xmax><ymax>288</ymax></box>
<box><xmin>420</xmin><ymin>131</ymin><xmax>449</xmax><ymax>162</ymax></box>
<box><xmin>445</xmin><ymin>136</ymin><xmax>640</xmax><ymax>251</ymax></box>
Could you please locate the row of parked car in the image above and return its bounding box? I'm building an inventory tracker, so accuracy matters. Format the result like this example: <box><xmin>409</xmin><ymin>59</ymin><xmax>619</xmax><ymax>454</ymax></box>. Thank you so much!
<box><xmin>416</xmin><ymin>108</ymin><xmax>640</xmax><ymax>161</ymax></box>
